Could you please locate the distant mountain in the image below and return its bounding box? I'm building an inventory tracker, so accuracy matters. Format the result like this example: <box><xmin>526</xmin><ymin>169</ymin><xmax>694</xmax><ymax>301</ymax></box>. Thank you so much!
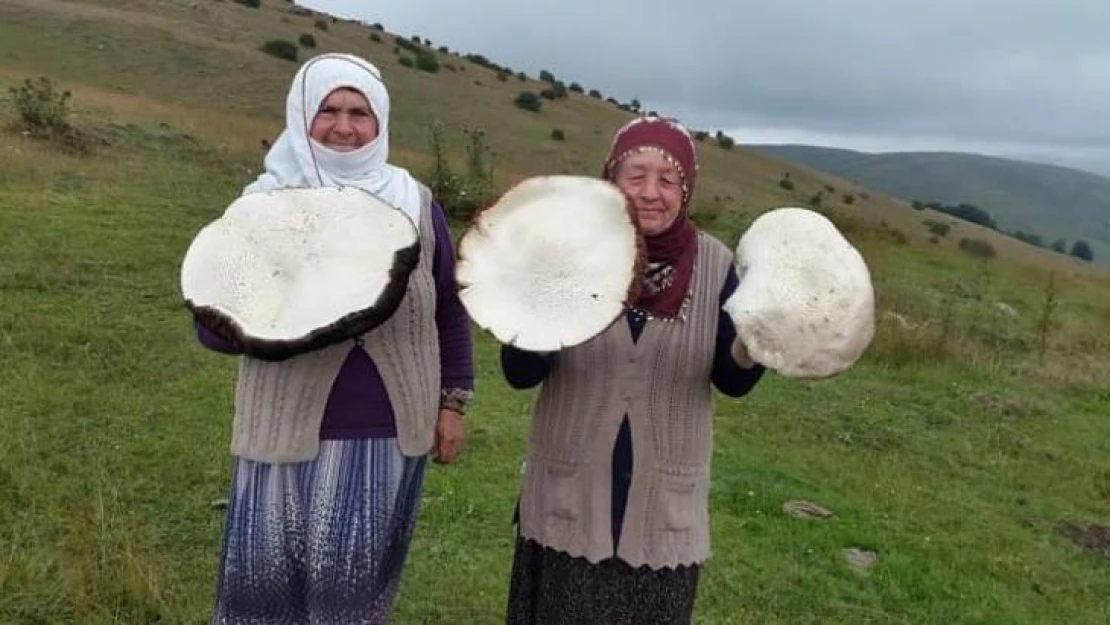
<box><xmin>745</xmin><ymin>145</ymin><xmax>1110</xmax><ymax>264</ymax></box>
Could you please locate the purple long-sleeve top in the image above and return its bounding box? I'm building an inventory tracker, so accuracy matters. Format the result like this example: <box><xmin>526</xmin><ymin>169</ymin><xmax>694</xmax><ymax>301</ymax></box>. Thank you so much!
<box><xmin>195</xmin><ymin>200</ymin><xmax>474</xmax><ymax>440</ymax></box>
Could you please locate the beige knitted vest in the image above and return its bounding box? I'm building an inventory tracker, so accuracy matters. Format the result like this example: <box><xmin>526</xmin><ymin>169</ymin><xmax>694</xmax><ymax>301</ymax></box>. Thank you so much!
<box><xmin>517</xmin><ymin>232</ymin><xmax>732</xmax><ymax>569</ymax></box>
<box><xmin>229</xmin><ymin>186</ymin><xmax>441</xmax><ymax>463</ymax></box>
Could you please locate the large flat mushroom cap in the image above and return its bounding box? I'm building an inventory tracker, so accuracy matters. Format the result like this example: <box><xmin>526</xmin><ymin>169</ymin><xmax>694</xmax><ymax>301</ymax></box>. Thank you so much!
<box><xmin>723</xmin><ymin>207</ymin><xmax>875</xmax><ymax>379</ymax></box>
<box><xmin>180</xmin><ymin>186</ymin><xmax>420</xmax><ymax>361</ymax></box>
<box><xmin>455</xmin><ymin>175</ymin><xmax>644</xmax><ymax>352</ymax></box>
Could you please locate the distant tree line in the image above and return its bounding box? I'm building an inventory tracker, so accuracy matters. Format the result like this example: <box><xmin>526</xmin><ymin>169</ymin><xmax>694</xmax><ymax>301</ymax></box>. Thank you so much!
<box><xmin>912</xmin><ymin>199</ymin><xmax>1094</xmax><ymax>262</ymax></box>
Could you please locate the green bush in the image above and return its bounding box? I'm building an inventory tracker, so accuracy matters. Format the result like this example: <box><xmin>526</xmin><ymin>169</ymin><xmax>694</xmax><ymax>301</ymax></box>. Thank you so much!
<box><xmin>414</xmin><ymin>50</ymin><xmax>439</xmax><ymax>73</ymax></box>
<box><xmin>551</xmin><ymin>128</ymin><xmax>565</xmax><ymax>141</ymax></box>
<box><xmin>298</xmin><ymin>33</ymin><xmax>316</xmax><ymax>48</ymax></box>
<box><xmin>399</xmin><ymin>56</ymin><xmax>415</xmax><ymax>68</ymax></box>
<box><xmin>959</xmin><ymin>237</ymin><xmax>997</xmax><ymax>260</ymax></box>
<box><xmin>8</xmin><ymin>76</ymin><xmax>91</xmax><ymax>154</ymax></box>
<box><xmin>514</xmin><ymin>91</ymin><xmax>542</xmax><ymax>112</ymax></box>
<box><xmin>260</xmin><ymin>39</ymin><xmax>298</xmax><ymax>62</ymax></box>
<box><xmin>924</xmin><ymin>219</ymin><xmax>951</xmax><ymax>237</ymax></box>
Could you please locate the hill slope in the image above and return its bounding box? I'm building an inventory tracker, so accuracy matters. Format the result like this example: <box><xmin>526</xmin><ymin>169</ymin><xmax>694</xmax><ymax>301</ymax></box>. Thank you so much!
<box><xmin>747</xmin><ymin>145</ymin><xmax>1110</xmax><ymax>264</ymax></box>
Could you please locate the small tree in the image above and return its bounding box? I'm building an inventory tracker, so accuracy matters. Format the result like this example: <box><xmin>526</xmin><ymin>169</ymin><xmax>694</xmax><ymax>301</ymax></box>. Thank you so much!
<box><xmin>715</xmin><ymin>130</ymin><xmax>734</xmax><ymax>149</ymax></box>
<box><xmin>298</xmin><ymin>33</ymin><xmax>316</xmax><ymax>48</ymax></box>
<box><xmin>414</xmin><ymin>50</ymin><xmax>439</xmax><ymax>73</ymax></box>
<box><xmin>260</xmin><ymin>39</ymin><xmax>298</xmax><ymax>62</ymax></box>
<box><xmin>1051</xmin><ymin>239</ymin><xmax>1068</xmax><ymax>253</ymax></box>
<box><xmin>514</xmin><ymin>91</ymin><xmax>542</xmax><ymax>112</ymax></box>
<box><xmin>1069</xmin><ymin>240</ymin><xmax>1094</xmax><ymax>262</ymax></box>
<box><xmin>959</xmin><ymin>237</ymin><xmax>997</xmax><ymax>260</ymax></box>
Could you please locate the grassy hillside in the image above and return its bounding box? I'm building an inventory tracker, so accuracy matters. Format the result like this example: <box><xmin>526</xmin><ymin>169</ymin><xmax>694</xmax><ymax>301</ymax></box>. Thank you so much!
<box><xmin>747</xmin><ymin>144</ymin><xmax>1110</xmax><ymax>266</ymax></box>
<box><xmin>2</xmin><ymin>0</ymin><xmax>1109</xmax><ymax>623</ymax></box>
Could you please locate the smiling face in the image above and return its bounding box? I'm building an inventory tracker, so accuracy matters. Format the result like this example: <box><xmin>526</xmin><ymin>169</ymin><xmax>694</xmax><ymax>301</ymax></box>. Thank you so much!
<box><xmin>612</xmin><ymin>149</ymin><xmax>685</xmax><ymax>235</ymax></box>
<box><xmin>309</xmin><ymin>87</ymin><xmax>379</xmax><ymax>152</ymax></box>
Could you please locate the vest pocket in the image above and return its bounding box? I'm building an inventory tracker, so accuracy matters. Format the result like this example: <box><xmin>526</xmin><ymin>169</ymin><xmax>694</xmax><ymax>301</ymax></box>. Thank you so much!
<box><xmin>543</xmin><ymin>459</ymin><xmax>581</xmax><ymax>521</ymax></box>
<box><xmin>656</xmin><ymin>473</ymin><xmax>700</xmax><ymax>531</ymax></box>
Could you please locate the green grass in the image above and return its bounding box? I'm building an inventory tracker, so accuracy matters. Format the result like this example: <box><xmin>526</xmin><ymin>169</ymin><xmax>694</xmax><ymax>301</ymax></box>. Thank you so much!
<box><xmin>1</xmin><ymin>0</ymin><xmax>1109</xmax><ymax>623</ymax></box>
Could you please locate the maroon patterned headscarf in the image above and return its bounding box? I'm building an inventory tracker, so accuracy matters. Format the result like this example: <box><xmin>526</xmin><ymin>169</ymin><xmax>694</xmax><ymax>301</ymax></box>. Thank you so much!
<box><xmin>602</xmin><ymin>116</ymin><xmax>699</xmax><ymax>319</ymax></box>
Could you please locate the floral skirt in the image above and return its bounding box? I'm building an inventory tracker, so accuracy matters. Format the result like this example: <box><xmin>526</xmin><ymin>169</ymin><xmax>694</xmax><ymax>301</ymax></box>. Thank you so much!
<box><xmin>505</xmin><ymin>536</ymin><xmax>700</xmax><ymax>625</ymax></box>
<box><xmin>211</xmin><ymin>438</ymin><xmax>426</xmax><ymax>624</ymax></box>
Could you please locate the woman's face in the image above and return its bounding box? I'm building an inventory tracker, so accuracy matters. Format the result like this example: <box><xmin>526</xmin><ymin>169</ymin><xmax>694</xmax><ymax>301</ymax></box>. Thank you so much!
<box><xmin>309</xmin><ymin>88</ymin><xmax>378</xmax><ymax>151</ymax></box>
<box><xmin>613</xmin><ymin>149</ymin><xmax>684</xmax><ymax>235</ymax></box>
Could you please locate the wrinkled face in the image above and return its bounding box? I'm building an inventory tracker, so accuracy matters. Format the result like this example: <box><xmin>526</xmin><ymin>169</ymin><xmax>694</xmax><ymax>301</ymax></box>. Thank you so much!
<box><xmin>613</xmin><ymin>149</ymin><xmax>684</xmax><ymax>236</ymax></box>
<box><xmin>309</xmin><ymin>88</ymin><xmax>379</xmax><ymax>152</ymax></box>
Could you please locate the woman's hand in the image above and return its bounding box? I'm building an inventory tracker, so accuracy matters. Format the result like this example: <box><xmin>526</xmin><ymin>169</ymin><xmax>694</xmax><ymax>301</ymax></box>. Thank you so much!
<box><xmin>433</xmin><ymin>408</ymin><xmax>465</xmax><ymax>464</ymax></box>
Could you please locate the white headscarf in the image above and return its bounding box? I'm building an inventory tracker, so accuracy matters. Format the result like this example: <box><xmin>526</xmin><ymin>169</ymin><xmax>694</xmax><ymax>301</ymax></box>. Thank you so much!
<box><xmin>244</xmin><ymin>53</ymin><xmax>422</xmax><ymax>229</ymax></box>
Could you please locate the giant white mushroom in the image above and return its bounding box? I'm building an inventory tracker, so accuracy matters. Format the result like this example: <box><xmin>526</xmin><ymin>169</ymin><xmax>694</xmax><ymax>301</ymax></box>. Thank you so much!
<box><xmin>455</xmin><ymin>175</ymin><xmax>644</xmax><ymax>352</ymax></box>
<box><xmin>180</xmin><ymin>186</ymin><xmax>420</xmax><ymax>361</ymax></box>
<box><xmin>723</xmin><ymin>207</ymin><xmax>875</xmax><ymax>379</ymax></box>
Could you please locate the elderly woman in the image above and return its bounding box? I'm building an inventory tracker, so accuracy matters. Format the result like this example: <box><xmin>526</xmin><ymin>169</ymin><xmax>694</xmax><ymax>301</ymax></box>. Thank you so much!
<box><xmin>194</xmin><ymin>53</ymin><xmax>474</xmax><ymax>623</ymax></box>
<box><xmin>500</xmin><ymin>116</ymin><xmax>766</xmax><ymax>624</ymax></box>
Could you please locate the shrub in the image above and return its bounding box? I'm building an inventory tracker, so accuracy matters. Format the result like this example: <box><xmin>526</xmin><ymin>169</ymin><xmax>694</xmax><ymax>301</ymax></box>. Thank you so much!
<box><xmin>569</xmin><ymin>82</ymin><xmax>583</xmax><ymax>93</ymax></box>
<box><xmin>7</xmin><ymin>76</ymin><xmax>91</xmax><ymax>153</ymax></box>
<box><xmin>314</xmin><ymin>19</ymin><xmax>328</xmax><ymax>31</ymax></box>
<box><xmin>1051</xmin><ymin>239</ymin><xmax>1067</xmax><ymax>253</ymax></box>
<box><xmin>551</xmin><ymin>128</ymin><xmax>565</xmax><ymax>141</ymax></box>
<box><xmin>260</xmin><ymin>39</ymin><xmax>298</xmax><ymax>62</ymax></box>
<box><xmin>693</xmin><ymin>131</ymin><xmax>709</xmax><ymax>142</ymax></box>
<box><xmin>298</xmin><ymin>33</ymin><xmax>316</xmax><ymax>48</ymax></box>
<box><xmin>824</xmin><ymin>184</ymin><xmax>835</xmax><ymax>193</ymax></box>
<box><xmin>778</xmin><ymin>173</ymin><xmax>794</xmax><ymax>190</ymax></box>
<box><xmin>959</xmin><ymin>237</ymin><xmax>997</xmax><ymax>260</ymax></box>
<box><xmin>517</xmin><ymin>71</ymin><xmax>527</xmax><ymax>81</ymax></box>
<box><xmin>496</xmin><ymin>72</ymin><xmax>509</xmax><ymax>82</ymax></box>
<box><xmin>438</xmin><ymin>46</ymin><xmax>449</xmax><ymax>54</ymax></box>
<box><xmin>588</xmin><ymin>89</ymin><xmax>602</xmax><ymax>99</ymax></box>
<box><xmin>414</xmin><ymin>50</ymin><xmax>439</xmax><ymax>73</ymax></box>
<box><xmin>808</xmin><ymin>192</ymin><xmax>823</xmax><ymax>208</ymax></box>
<box><xmin>540</xmin><ymin>89</ymin><xmax>557</xmax><ymax>100</ymax></box>
<box><xmin>539</xmin><ymin>70</ymin><xmax>555</xmax><ymax>83</ymax></box>
<box><xmin>398</xmin><ymin>56</ymin><xmax>415</xmax><ymax>68</ymax></box>
<box><xmin>924</xmin><ymin>219</ymin><xmax>951</xmax><ymax>237</ymax></box>
<box><xmin>232</xmin><ymin>0</ymin><xmax>260</xmax><ymax>7</ymax></box>
<box><xmin>843</xmin><ymin>193</ymin><xmax>855</xmax><ymax>204</ymax></box>
<box><xmin>715</xmin><ymin>130</ymin><xmax>734</xmax><ymax>149</ymax></box>
<box><xmin>425</xmin><ymin>121</ymin><xmax>496</xmax><ymax>221</ymax></box>
<box><xmin>514</xmin><ymin>91</ymin><xmax>542</xmax><ymax>112</ymax></box>
<box><xmin>370</xmin><ymin>32</ymin><xmax>382</xmax><ymax>42</ymax></box>
<box><xmin>395</xmin><ymin>36</ymin><xmax>418</xmax><ymax>53</ymax></box>
<box><xmin>10</xmin><ymin>76</ymin><xmax>71</xmax><ymax>136</ymax></box>
<box><xmin>1069</xmin><ymin>240</ymin><xmax>1094</xmax><ymax>262</ymax></box>
<box><xmin>371</xmin><ymin>22</ymin><xmax>384</xmax><ymax>31</ymax></box>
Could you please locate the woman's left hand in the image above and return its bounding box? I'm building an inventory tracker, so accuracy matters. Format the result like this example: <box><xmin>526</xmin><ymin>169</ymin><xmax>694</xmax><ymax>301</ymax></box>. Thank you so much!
<box><xmin>433</xmin><ymin>408</ymin><xmax>465</xmax><ymax>464</ymax></box>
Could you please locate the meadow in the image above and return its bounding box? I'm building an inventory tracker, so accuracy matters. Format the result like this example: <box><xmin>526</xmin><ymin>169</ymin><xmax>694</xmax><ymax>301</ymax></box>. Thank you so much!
<box><xmin>1</xmin><ymin>0</ymin><xmax>1108</xmax><ymax>623</ymax></box>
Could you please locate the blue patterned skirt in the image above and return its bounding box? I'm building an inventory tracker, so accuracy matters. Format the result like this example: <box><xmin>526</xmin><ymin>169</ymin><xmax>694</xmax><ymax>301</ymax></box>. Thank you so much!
<box><xmin>211</xmin><ymin>438</ymin><xmax>426</xmax><ymax>624</ymax></box>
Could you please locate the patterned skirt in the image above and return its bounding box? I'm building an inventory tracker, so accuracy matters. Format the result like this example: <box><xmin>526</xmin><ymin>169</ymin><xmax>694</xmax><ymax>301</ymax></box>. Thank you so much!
<box><xmin>210</xmin><ymin>438</ymin><xmax>426</xmax><ymax>624</ymax></box>
<box><xmin>505</xmin><ymin>536</ymin><xmax>700</xmax><ymax>625</ymax></box>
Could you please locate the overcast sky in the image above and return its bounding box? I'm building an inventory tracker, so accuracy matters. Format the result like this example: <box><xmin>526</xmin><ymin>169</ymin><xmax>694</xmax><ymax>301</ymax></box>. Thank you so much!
<box><xmin>302</xmin><ymin>0</ymin><xmax>1110</xmax><ymax>175</ymax></box>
